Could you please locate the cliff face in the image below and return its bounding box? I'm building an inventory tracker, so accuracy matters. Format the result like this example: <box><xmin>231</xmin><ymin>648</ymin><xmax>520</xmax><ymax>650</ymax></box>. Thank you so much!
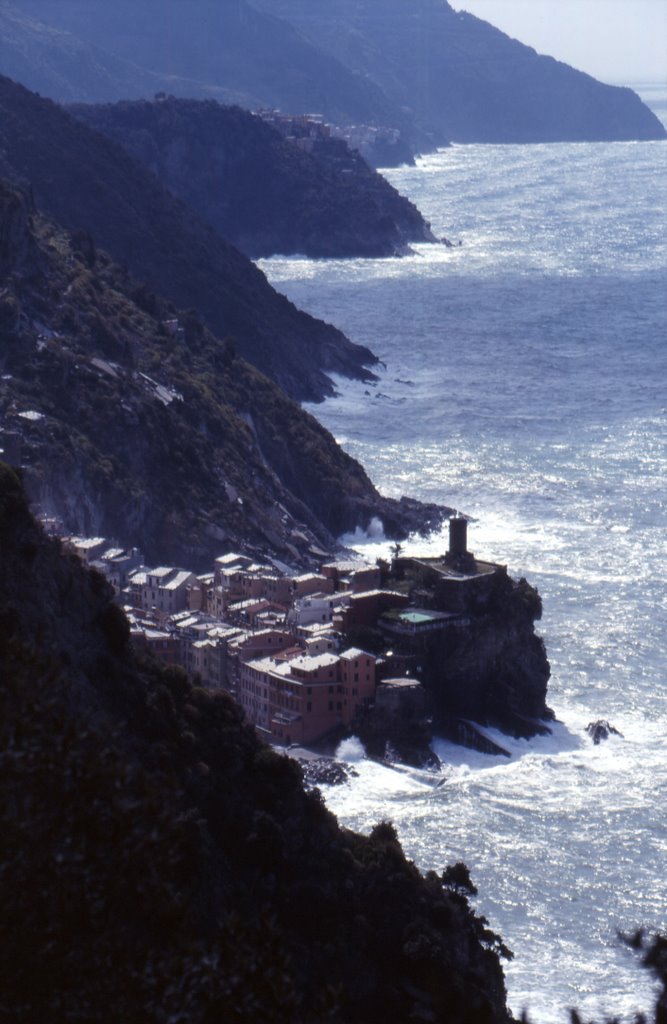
<box><xmin>0</xmin><ymin>461</ymin><xmax>516</xmax><ymax>1023</ymax></box>
<box><xmin>373</xmin><ymin>561</ymin><xmax>552</xmax><ymax>746</ymax></box>
<box><xmin>0</xmin><ymin>74</ymin><xmax>376</xmax><ymax>402</ymax></box>
<box><xmin>72</xmin><ymin>99</ymin><xmax>434</xmax><ymax>259</ymax></box>
<box><xmin>0</xmin><ymin>181</ymin><xmax>443</xmax><ymax>567</ymax></box>
<box><xmin>423</xmin><ymin>575</ymin><xmax>552</xmax><ymax>740</ymax></box>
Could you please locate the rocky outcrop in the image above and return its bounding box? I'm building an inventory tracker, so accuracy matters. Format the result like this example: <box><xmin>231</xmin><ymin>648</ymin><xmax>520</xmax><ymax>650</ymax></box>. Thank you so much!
<box><xmin>422</xmin><ymin>575</ymin><xmax>552</xmax><ymax>740</ymax></box>
<box><xmin>297</xmin><ymin>756</ymin><xmax>358</xmax><ymax>787</ymax></box>
<box><xmin>586</xmin><ymin>720</ymin><xmax>624</xmax><ymax>745</ymax></box>
<box><xmin>0</xmin><ymin>462</ymin><xmax>517</xmax><ymax>1023</ymax></box>
<box><xmin>353</xmin><ymin>680</ymin><xmax>440</xmax><ymax>769</ymax></box>
<box><xmin>374</xmin><ymin>559</ymin><xmax>552</xmax><ymax>744</ymax></box>
<box><xmin>72</xmin><ymin>99</ymin><xmax>435</xmax><ymax>259</ymax></box>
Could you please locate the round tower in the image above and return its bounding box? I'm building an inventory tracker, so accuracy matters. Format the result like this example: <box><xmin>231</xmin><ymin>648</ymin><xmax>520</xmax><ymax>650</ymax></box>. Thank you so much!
<box><xmin>448</xmin><ymin>515</ymin><xmax>468</xmax><ymax>559</ymax></box>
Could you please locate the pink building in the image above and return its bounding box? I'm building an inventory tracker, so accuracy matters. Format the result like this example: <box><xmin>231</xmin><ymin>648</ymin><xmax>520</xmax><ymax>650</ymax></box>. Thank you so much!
<box><xmin>238</xmin><ymin>648</ymin><xmax>377</xmax><ymax>746</ymax></box>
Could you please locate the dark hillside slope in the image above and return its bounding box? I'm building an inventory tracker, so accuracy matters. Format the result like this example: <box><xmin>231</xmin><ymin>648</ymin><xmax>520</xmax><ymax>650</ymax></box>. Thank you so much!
<box><xmin>0</xmin><ymin>461</ymin><xmax>515</xmax><ymax>1024</ymax></box>
<box><xmin>0</xmin><ymin>181</ymin><xmax>442</xmax><ymax>566</ymax></box>
<box><xmin>72</xmin><ymin>98</ymin><xmax>435</xmax><ymax>259</ymax></box>
<box><xmin>253</xmin><ymin>0</ymin><xmax>667</xmax><ymax>144</ymax></box>
<box><xmin>0</xmin><ymin>74</ymin><xmax>375</xmax><ymax>401</ymax></box>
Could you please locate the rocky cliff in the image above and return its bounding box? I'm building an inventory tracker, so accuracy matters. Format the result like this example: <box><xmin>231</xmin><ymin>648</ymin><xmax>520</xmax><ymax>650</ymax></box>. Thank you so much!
<box><xmin>0</xmin><ymin>74</ymin><xmax>376</xmax><ymax>402</ymax></box>
<box><xmin>72</xmin><ymin>98</ymin><xmax>435</xmax><ymax>259</ymax></box>
<box><xmin>353</xmin><ymin>558</ymin><xmax>552</xmax><ymax>753</ymax></box>
<box><xmin>422</xmin><ymin>574</ymin><xmax>552</xmax><ymax>741</ymax></box>
<box><xmin>0</xmin><ymin>181</ymin><xmax>444</xmax><ymax>567</ymax></box>
<box><xmin>0</xmin><ymin>460</ymin><xmax>516</xmax><ymax>1023</ymax></box>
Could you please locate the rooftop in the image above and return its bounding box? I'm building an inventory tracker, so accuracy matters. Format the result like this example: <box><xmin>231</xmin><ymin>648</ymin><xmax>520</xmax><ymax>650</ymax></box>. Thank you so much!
<box><xmin>340</xmin><ymin>647</ymin><xmax>373</xmax><ymax>660</ymax></box>
<box><xmin>146</xmin><ymin>566</ymin><xmax>179</xmax><ymax>581</ymax></box>
<box><xmin>406</xmin><ymin>556</ymin><xmax>504</xmax><ymax>580</ymax></box>
<box><xmin>162</xmin><ymin>570</ymin><xmax>194</xmax><ymax>590</ymax></box>
<box><xmin>289</xmin><ymin>652</ymin><xmax>339</xmax><ymax>672</ymax></box>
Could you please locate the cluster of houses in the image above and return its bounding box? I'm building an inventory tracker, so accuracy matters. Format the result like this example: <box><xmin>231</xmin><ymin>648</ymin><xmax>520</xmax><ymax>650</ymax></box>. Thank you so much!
<box><xmin>255</xmin><ymin>108</ymin><xmax>403</xmax><ymax>170</ymax></box>
<box><xmin>256</xmin><ymin>109</ymin><xmax>332</xmax><ymax>155</ymax></box>
<box><xmin>63</xmin><ymin>517</ymin><xmax>506</xmax><ymax>749</ymax></box>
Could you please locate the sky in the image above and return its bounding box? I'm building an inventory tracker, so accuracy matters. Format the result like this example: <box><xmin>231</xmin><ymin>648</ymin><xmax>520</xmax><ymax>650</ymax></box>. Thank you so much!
<box><xmin>455</xmin><ymin>0</ymin><xmax>667</xmax><ymax>86</ymax></box>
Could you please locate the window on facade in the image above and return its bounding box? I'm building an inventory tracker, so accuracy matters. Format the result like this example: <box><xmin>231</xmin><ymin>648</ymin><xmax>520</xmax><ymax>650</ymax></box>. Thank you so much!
<box><xmin>307</xmin><ymin>702</ymin><xmax>312</xmax><ymax>712</ymax></box>
<box><xmin>328</xmin><ymin>701</ymin><xmax>333</xmax><ymax>711</ymax></box>
<box><xmin>328</xmin><ymin>685</ymin><xmax>334</xmax><ymax>694</ymax></box>
<box><xmin>336</xmin><ymin>701</ymin><xmax>342</xmax><ymax>711</ymax></box>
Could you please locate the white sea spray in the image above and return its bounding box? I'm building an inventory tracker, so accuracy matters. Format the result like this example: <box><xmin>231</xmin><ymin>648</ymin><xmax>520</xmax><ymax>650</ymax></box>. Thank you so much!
<box><xmin>259</xmin><ymin>113</ymin><xmax>667</xmax><ymax>1022</ymax></box>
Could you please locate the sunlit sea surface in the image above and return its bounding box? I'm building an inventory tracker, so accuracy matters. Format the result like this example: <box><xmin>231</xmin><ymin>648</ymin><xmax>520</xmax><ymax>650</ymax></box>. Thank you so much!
<box><xmin>258</xmin><ymin>88</ymin><xmax>667</xmax><ymax>1022</ymax></box>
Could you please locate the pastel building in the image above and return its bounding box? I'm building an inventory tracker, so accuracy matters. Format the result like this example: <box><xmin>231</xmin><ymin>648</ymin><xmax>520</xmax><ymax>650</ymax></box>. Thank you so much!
<box><xmin>238</xmin><ymin>647</ymin><xmax>376</xmax><ymax>746</ymax></box>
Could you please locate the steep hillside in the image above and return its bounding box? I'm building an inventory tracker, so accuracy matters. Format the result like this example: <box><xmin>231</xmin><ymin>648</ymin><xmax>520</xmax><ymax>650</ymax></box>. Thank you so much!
<box><xmin>10</xmin><ymin>0</ymin><xmax>411</xmax><ymax>137</ymax></box>
<box><xmin>0</xmin><ymin>181</ymin><xmax>443</xmax><ymax>567</ymax></box>
<box><xmin>0</xmin><ymin>1</ymin><xmax>179</xmax><ymax>103</ymax></box>
<box><xmin>252</xmin><ymin>0</ymin><xmax>667</xmax><ymax>144</ymax></box>
<box><xmin>5</xmin><ymin>0</ymin><xmax>663</xmax><ymax>155</ymax></box>
<box><xmin>0</xmin><ymin>460</ymin><xmax>514</xmax><ymax>1023</ymax></box>
<box><xmin>72</xmin><ymin>98</ymin><xmax>435</xmax><ymax>259</ymax></box>
<box><xmin>0</xmin><ymin>74</ymin><xmax>376</xmax><ymax>402</ymax></box>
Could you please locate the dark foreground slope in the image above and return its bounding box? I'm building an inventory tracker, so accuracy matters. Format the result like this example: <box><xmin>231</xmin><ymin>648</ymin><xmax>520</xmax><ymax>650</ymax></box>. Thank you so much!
<box><xmin>73</xmin><ymin>98</ymin><xmax>435</xmax><ymax>259</ymax></box>
<box><xmin>0</xmin><ymin>461</ymin><xmax>515</xmax><ymax>1024</ymax></box>
<box><xmin>0</xmin><ymin>181</ymin><xmax>442</xmax><ymax>567</ymax></box>
<box><xmin>253</xmin><ymin>0</ymin><xmax>667</xmax><ymax>144</ymax></box>
<box><xmin>0</xmin><ymin>74</ymin><xmax>374</xmax><ymax>401</ymax></box>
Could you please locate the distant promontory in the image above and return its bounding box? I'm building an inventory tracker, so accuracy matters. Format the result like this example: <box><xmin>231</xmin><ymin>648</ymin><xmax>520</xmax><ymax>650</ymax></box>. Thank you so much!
<box><xmin>71</xmin><ymin>99</ymin><xmax>436</xmax><ymax>260</ymax></box>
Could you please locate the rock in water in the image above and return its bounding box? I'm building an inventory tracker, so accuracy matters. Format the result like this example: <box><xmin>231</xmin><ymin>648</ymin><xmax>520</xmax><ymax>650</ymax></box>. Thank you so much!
<box><xmin>298</xmin><ymin>757</ymin><xmax>358</xmax><ymax>787</ymax></box>
<box><xmin>586</xmin><ymin>719</ymin><xmax>624</xmax><ymax>745</ymax></box>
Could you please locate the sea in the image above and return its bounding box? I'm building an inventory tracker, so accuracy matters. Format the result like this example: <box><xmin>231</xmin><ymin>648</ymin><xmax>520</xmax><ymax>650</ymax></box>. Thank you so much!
<box><xmin>258</xmin><ymin>86</ymin><xmax>667</xmax><ymax>1022</ymax></box>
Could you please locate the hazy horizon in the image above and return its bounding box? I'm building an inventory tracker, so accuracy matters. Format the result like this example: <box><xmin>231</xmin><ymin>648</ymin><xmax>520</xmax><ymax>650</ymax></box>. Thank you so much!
<box><xmin>457</xmin><ymin>0</ymin><xmax>667</xmax><ymax>87</ymax></box>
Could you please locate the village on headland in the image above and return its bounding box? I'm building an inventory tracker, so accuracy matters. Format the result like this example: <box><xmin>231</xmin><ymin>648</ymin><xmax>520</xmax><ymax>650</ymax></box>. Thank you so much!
<box><xmin>46</xmin><ymin>513</ymin><xmax>548</xmax><ymax>766</ymax></box>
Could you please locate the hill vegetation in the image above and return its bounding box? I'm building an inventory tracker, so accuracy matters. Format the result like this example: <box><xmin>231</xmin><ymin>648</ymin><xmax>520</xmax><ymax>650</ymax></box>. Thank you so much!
<box><xmin>0</xmin><ymin>180</ymin><xmax>444</xmax><ymax>566</ymax></box>
<box><xmin>72</xmin><ymin>98</ymin><xmax>435</xmax><ymax>259</ymax></box>
<box><xmin>0</xmin><ymin>74</ymin><xmax>375</xmax><ymax>402</ymax></box>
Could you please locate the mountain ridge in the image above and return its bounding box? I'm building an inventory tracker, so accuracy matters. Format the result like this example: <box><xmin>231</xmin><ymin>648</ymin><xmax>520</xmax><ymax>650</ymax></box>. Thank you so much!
<box><xmin>251</xmin><ymin>0</ymin><xmax>667</xmax><ymax>144</ymax></box>
<box><xmin>0</xmin><ymin>73</ymin><xmax>376</xmax><ymax>402</ymax></box>
<box><xmin>7</xmin><ymin>0</ymin><xmax>664</xmax><ymax>156</ymax></box>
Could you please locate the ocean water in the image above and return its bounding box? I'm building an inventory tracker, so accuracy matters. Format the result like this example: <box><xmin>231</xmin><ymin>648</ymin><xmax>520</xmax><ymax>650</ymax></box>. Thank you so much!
<box><xmin>258</xmin><ymin>93</ymin><xmax>667</xmax><ymax>1021</ymax></box>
